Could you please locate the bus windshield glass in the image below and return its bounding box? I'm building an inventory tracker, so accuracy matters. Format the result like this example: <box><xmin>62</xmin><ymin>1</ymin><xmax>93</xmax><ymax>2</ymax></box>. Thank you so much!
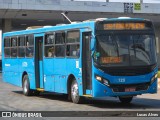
<box><xmin>94</xmin><ymin>32</ymin><xmax>157</xmax><ymax>67</ymax></box>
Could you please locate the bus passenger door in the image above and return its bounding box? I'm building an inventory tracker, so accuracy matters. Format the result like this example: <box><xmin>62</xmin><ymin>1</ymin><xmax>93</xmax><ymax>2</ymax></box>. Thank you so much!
<box><xmin>35</xmin><ymin>34</ymin><xmax>44</xmax><ymax>89</ymax></box>
<box><xmin>82</xmin><ymin>32</ymin><xmax>92</xmax><ymax>95</ymax></box>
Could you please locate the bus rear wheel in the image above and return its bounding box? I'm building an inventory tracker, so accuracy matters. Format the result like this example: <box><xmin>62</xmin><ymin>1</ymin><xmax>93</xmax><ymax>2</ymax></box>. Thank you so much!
<box><xmin>119</xmin><ymin>96</ymin><xmax>133</xmax><ymax>104</ymax></box>
<box><xmin>71</xmin><ymin>80</ymin><xmax>83</xmax><ymax>104</ymax></box>
<box><xmin>22</xmin><ymin>75</ymin><xmax>33</xmax><ymax>96</ymax></box>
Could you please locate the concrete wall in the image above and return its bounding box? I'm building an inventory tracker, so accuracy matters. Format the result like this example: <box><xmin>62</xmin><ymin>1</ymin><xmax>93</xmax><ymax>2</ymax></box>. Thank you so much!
<box><xmin>1</xmin><ymin>19</ymin><xmax>12</xmax><ymax>32</ymax></box>
<box><xmin>0</xmin><ymin>0</ymin><xmax>123</xmax><ymax>12</ymax></box>
<box><xmin>0</xmin><ymin>0</ymin><xmax>159</xmax><ymax>14</ymax></box>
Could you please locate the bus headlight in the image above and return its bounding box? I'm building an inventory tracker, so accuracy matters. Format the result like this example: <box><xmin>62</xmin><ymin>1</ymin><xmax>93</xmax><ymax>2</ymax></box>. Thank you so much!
<box><xmin>150</xmin><ymin>73</ymin><xmax>158</xmax><ymax>84</ymax></box>
<box><xmin>95</xmin><ymin>75</ymin><xmax>110</xmax><ymax>86</ymax></box>
<box><xmin>95</xmin><ymin>75</ymin><xmax>102</xmax><ymax>81</ymax></box>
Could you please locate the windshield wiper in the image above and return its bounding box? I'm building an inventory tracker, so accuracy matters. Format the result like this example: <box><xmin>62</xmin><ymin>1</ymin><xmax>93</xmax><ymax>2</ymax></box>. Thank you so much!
<box><xmin>132</xmin><ymin>38</ymin><xmax>137</xmax><ymax>58</ymax></box>
<box><xmin>133</xmin><ymin>45</ymin><xmax>150</xmax><ymax>63</ymax></box>
<box><xmin>111</xmin><ymin>32</ymin><xmax>120</xmax><ymax>57</ymax></box>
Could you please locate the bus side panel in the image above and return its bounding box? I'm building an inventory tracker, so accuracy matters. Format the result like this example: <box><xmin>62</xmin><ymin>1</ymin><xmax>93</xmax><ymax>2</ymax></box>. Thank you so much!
<box><xmin>11</xmin><ymin>59</ymin><xmax>19</xmax><ymax>86</ymax></box>
<box><xmin>54</xmin><ymin>58</ymin><xmax>67</xmax><ymax>93</ymax></box>
<box><xmin>66</xmin><ymin>58</ymin><xmax>83</xmax><ymax>95</ymax></box>
<box><xmin>3</xmin><ymin>59</ymin><xmax>11</xmax><ymax>83</ymax></box>
<box><xmin>60</xmin><ymin>77</ymin><xmax>67</xmax><ymax>93</ymax></box>
<box><xmin>3</xmin><ymin>72</ymin><xmax>11</xmax><ymax>84</ymax></box>
<box><xmin>3</xmin><ymin>59</ymin><xmax>21</xmax><ymax>86</ymax></box>
<box><xmin>28</xmin><ymin>73</ymin><xmax>36</xmax><ymax>90</ymax></box>
<box><xmin>28</xmin><ymin>59</ymin><xmax>36</xmax><ymax>90</ymax></box>
<box><xmin>20</xmin><ymin>59</ymin><xmax>36</xmax><ymax>90</ymax></box>
<box><xmin>43</xmin><ymin>59</ymin><xmax>54</xmax><ymax>92</ymax></box>
<box><xmin>18</xmin><ymin>59</ymin><xmax>28</xmax><ymax>87</ymax></box>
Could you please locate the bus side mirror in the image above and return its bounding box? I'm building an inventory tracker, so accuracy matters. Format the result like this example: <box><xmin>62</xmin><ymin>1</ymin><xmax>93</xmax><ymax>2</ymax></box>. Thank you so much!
<box><xmin>96</xmin><ymin>52</ymin><xmax>100</xmax><ymax>57</ymax></box>
<box><xmin>92</xmin><ymin>51</ymin><xmax>100</xmax><ymax>59</ymax></box>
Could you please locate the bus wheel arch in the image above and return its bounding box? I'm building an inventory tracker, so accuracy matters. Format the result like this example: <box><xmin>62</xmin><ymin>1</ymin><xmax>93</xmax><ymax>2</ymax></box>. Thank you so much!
<box><xmin>67</xmin><ymin>74</ymin><xmax>83</xmax><ymax>104</ymax></box>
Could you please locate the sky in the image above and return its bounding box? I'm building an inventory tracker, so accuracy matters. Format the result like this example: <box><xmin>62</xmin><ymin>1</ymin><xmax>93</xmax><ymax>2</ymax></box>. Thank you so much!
<box><xmin>72</xmin><ymin>0</ymin><xmax>160</xmax><ymax>3</ymax></box>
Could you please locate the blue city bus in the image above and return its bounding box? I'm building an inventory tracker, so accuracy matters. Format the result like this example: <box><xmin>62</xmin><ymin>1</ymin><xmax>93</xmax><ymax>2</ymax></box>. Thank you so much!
<box><xmin>2</xmin><ymin>17</ymin><xmax>158</xmax><ymax>104</ymax></box>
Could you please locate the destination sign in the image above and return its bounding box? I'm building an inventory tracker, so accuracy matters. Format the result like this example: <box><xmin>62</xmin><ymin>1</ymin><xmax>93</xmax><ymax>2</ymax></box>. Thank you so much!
<box><xmin>101</xmin><ymin>57</ymin><xmax>122</xmax><ymax>64</ymax></box>
<box><xmin>103</xmin><ymin>23</ymin><xmax>145</xmax><ymax>30</ymax></box>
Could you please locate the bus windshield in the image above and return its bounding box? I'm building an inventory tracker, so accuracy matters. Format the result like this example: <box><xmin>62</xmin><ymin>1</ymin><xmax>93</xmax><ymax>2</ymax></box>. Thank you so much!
<box><xmin>94</xmin><ymin>32</ymin><xmax>157</xmax><ymax>67</ymax></box>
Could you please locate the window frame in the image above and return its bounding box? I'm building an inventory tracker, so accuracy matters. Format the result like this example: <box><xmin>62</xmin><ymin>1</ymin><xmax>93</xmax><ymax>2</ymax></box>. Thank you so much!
<box><xmin>55</xmin><ymin>31</ymin><xmax>66</xmax><ymax>58</ymax></box>
<box><xmin>66</xmin><ymin>30</ymin><xmax>80</xmax><ymax>58</ymax></box>
<box><xmin>10</xmin><ymin>36</ymin><xmax>18</xmax><ymax>58</ymax></box>
<box><xmin>18</xmin><ymin>35</ymin><xmax>26</xmax><ymax>58</ymax></box>
<box><xmin>4</xmin><ymin>37</ymin><xmax>11</xmax><ymax>58</ymax></box>
<box><xmin>44</xmin><ymin>32</ymin><xmax>55</xmax><ymax>58</ymax></box>
<box><xmin>25</xmin><ymin>34</ymin><xmax>34</xmax><ymax>58</ymax></box>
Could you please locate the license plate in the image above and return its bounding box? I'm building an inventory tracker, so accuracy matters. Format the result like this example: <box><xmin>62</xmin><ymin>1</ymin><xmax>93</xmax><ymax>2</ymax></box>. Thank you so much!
<box><xmin>125</xmin><ymin>87</ymin><xmax>135</xmax><ymax>92</ymax></box>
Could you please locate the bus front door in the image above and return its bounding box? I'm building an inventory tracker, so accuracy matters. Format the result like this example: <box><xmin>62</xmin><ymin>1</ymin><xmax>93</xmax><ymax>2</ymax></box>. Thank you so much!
<box><xmin>35</xmin><ymin>35</ymin><xmax>44</xmax><ymax>90</ymax></box>
<box><xmin>82</xmin><ymin>32</ymin><xmax>92</xmax><ymax>95</ymax></box>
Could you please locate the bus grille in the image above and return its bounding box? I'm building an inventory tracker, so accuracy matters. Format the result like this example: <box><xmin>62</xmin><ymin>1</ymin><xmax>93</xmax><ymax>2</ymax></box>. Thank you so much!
<box><xmin>106</xmin><ymin>68</ymin><xmax>152</xmax><ymax>76</ymax></box>
<box><xmin>97</xmin><ymin>64</ymin><xmax>156</xmax><ymax>76</ymax></box>
<box><xmin>111</xmin><ymin>83</ymin><xmax>149</xmax><ymax>92</ymax></box>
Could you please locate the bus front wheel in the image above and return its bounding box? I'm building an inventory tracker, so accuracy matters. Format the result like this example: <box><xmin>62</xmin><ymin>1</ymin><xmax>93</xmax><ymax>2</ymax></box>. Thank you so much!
<box><xmin>22</xmin><ymin>75</ymin><xmax>32</xmax><ymax>96</ymax></box>
<box><xmin>119</xmin><ymin>96</ymin><xmax>133</xmax><ymax>104</ymax></box>
<box><xmin>71</xmin><ymin>80</ymin><xmax>83</xmax><ymax>104</ymax></box>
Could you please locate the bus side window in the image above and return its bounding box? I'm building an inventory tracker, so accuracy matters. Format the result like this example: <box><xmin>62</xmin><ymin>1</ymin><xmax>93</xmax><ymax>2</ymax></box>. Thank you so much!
<box><xmin>18</xmin><ymin>36</ymin><xmax>25</xmax><ymax>58</ymax></box>
<box><xmin>4</xmin><ymin>38</ymin><xmax>11</xmax><ymax>58</ymax></box>
<box><xmin>44</xmin><ymin>33</ymin><xmax>55</xmax><ymax>58</ymax></box>
<box><xmin>11</xmin><ymin>37</ymin><xmax>17</xmax><ymax>58</ymax></box>
<box><xmin>26</xmin><ymin>35</ymin><xmax>34</xmax><ymax>57</ymax></box>
<box><xmin>55</xmin><ymin>32</ymin><xmax>65</xmax><ymax>57</ymax></box>
<box><xmin>66</xmin><ymin>30</ymin><xmax>80</xmax><ymax>58</ymax></box>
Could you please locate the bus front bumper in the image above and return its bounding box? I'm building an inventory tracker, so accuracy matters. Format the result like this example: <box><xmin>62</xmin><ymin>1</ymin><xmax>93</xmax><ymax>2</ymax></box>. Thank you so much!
<box><xmin>93</xmin><ymin>79</ymin><xmax>157</xmax><ymax>98</ymax></box>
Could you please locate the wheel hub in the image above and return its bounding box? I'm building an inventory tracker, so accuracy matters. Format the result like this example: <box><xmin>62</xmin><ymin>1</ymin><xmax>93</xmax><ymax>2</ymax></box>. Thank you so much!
<box><xmin>23</xmin><ymin>79</ymin><xmax>28</xmax><ymax>93</ymax></box>
<box><xmin>72</xmin><ymin>83</ymin><xmax>78</xmax><ymax>99</ymax></box>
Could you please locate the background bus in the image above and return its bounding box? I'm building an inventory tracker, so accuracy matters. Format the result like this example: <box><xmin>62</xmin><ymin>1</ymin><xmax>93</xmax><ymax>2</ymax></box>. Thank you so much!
<box><xmin>2</xmin><ymin>17</ymin><xmax>158</xmax><ymax>104</ymax></box>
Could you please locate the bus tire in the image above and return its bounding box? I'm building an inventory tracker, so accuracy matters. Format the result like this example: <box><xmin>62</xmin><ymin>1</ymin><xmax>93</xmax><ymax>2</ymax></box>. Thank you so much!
<box><xmin>119</xmin><ymin>96</ymin><xmax>133</xmax><ymax>104</ymax></box>
<box><xmin>22</xmin><ymin>75</ymin><xmax>33</xmax><ymax>96</ymax></box>
<box><xmin>71</xmin><ymin>79</ymin><xmax>83</xmax><ymax>104</ymax></box>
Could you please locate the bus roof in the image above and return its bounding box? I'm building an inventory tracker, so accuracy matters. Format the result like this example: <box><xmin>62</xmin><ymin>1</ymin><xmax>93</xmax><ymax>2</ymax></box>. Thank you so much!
<box><xmin>3</xmin><ymin>21</ymin><xmax>95</xmax><ymax>37</ymax></box>
<box><xmin>3</xmin><ymin>17</ymin><xmax>149</xmax><ymax>37</ymax></box>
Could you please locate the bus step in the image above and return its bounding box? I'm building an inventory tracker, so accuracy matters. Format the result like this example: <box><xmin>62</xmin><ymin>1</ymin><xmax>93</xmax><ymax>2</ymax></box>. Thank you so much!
<box><xmin>36</xmin><ymin>88</ymin><xmax>44</xmax><ymax>92</ymax></box>
<box><xmin>83</xmin><ymin>95</ymin><xmax>92</xmax><ymax>98</ymax></box>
